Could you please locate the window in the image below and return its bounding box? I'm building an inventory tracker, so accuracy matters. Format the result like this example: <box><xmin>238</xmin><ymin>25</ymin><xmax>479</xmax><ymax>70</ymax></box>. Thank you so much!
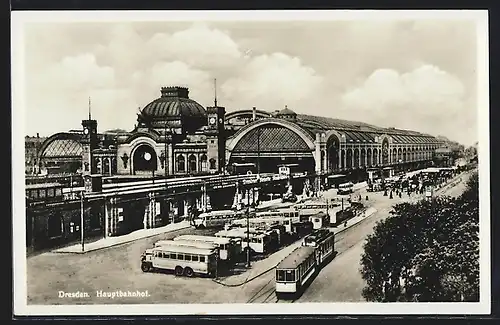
<box><xmin>178</xmin><ymin>254</ymin><xmax>184</xmax><ymax>260</ymax></box>
<box><xmin>200</xmin><ymin>256</ymin><xmax>205</xmax><ymax>263</ymax></box>
<box><xmin>192</xmin><ymin>255</ymin><xmax>199</xmax><ymax>262</ymax></box>
<box><xmin>39</xmin><ymin>189</ymin><xmax>46</xmax><ymax>198</ymax></box>
<box><xmin>209</xmin><ymin>158</ymin><xmax>216</xmax><ymax>170</ymax></box>
<box><xmin>200</xmin><ymin>154</ymin><xmax>208</xmax><ymax>172</ymax></box>
<box><xmin>176</xmin><ymin>155</ymin><xmax>185</xmax><ymax>172</ymax></box>
<box><xmin>47</xmin><ymin>188</ymin><xmax>55</xmax><ymax>197</ymax></box>
<box><xmin>185</xmin><ymin>255</ymin><xmax>192</xmax><ymax>261</ymax></box>
<box><xmin>170</xmin><ymin>253</ymin><xmax>177</xmax><ymax>260</ymax></box>
<box><xmin>277</xmin><ymin>270</ymin><xmax>285</xmax><ymax>281</ymax></box>
<box><xmin>285</xmin><ymin>270</ymin><xmax>295</xmax><ymax>282</ymax></box>
<box><xmin>55</xmin><ymin>188</ymin><xmax>62</xmax><ymax>197</ymax></box>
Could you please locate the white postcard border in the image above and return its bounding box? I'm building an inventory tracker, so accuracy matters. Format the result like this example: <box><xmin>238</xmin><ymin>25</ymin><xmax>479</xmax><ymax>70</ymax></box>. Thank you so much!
<box><xmin>12</xmin><ymin>9</ymin><xmax>491</xmax><ymax>316</ymax></box>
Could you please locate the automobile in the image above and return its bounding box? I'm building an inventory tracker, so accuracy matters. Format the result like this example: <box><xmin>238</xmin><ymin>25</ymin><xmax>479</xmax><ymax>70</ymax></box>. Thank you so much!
<box><xmin>282</xmin><ymin>192</ymin><xmax>297</xmax><ymax>203</ymax></box>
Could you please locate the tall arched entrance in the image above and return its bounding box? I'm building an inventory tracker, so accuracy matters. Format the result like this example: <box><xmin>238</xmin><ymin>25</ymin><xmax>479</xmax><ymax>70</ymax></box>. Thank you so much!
<box><xmin>132</xmin><ymin>144</ymin><xmax>158</xmax><ymax>175</ymax></box>
<box><xmin>228</xmin><ymin>122</ymin><xmax>315</xmax><ymax>173</ymax></box>
<box><xmin>327</xmin><ymin>134</ymin><xmax>341</xmax><ymax>172</ymax></box>
<box><xmin>382</xmin><ymin>138</ymin><xmax>390</xmax><ymax>165</ymax></box>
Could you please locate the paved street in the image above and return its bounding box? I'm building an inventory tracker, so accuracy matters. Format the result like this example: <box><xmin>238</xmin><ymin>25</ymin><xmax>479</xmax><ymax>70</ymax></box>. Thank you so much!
<box><xmin>26</xmin><ymin>171</ymin><xmax>473</xmax><ymax>305</ymax></box>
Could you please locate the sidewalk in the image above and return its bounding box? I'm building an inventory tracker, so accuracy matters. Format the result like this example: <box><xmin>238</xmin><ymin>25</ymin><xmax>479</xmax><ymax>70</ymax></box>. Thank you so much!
<box><xmin>52</xmin><ymin>221</ymin><xmax>191</xmax><ymax>254</ymax></box>
<box><xmin>214</xmin><ymin>207</ymin><xmax>376</xmax><ymax>286</ymax></box>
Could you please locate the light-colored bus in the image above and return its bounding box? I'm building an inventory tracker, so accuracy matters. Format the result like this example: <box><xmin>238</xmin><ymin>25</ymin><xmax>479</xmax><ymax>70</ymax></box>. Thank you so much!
<box><xmin>193</xmin><ymin>210</ymin><xmax>237</xmax><ymax>228</ymax></box>
<box><xmin>154</xmin><ymin>239</ymin><xmax>218</xmax><ymax>251</ymax></box>
<box><xmin>173</xmin><ymin>235</ymin><xmax>241</xmax><ymax>261</ymax></box>
<box><xmin>140</xmin><ymin>244</ymin><xmax>217</xmax><ymax>277</ymax></box>
<box><xmin>215</xmin><ymin>228</ymin><xmax>278</xmax><ymax>255</ymax></box>
<box><xmin>294</xmin><ymin>201</ymin><xmax>344</xmax><ymax>225</ymax></box>
<box><xmin>338</xmin><ymin>182</ymin><xmax>354</xmax><ymax>195</ymax></box>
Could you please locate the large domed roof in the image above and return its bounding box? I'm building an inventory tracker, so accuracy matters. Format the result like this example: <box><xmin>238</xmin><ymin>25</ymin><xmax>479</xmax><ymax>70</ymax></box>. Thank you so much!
<box><xmin>141</xmin><ymin>87</ymin><xmax>207</xmax><ymax>119</ymax></box>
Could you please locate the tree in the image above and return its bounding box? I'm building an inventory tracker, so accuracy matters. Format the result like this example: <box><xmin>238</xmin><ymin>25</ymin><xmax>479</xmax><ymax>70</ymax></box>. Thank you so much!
<box><xmin>360</xmin><ymin>172</ymin><xmax>479</xmax><ymax>302</ymax></box>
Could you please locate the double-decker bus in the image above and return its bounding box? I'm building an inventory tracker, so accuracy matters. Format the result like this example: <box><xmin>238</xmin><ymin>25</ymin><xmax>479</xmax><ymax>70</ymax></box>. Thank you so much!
<box><xmin>193</xmin><ymin>210</ymin><xmax>237</xmax><ymax>229</ymax></box>
<box><xmin>173</xmin><ymin>235</ymin><xmax>241</xmax><ymax>262</ymax></box>
<box><xmin>140</xmin><ymin>244</ymin><xmax>218</xmax><ymax>277</ymax></box>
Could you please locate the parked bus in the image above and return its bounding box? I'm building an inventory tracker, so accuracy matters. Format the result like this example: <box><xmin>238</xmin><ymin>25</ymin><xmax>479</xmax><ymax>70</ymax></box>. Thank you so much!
<box><xmin>140</xmin><ymin>244</ymin><xmax>218</xmax><ymax>277</ymax></box>
<box><xmin>193</xmin><ymin>210</ymin><xmax>237</xmax><ymax>229</ymax></box>
<box><xmin>173</xmin><ymin>235</ymin><xmax>241</xmax><ymax>261</ymax></box>
<box><xmin>255</xmin><ymin>208</ymin><xmax>300</xmax><ymax>233</ymax></box>
<box><xmin>229</xmin><ymin>162</ymin><xmax>257</xmax><ymax>175</ymax></box>
<box><xmin>308</xmin><ymin>211</ymin><xmax>330</xmax><ymax>230</ymax></box>
<box><xmin>154</xmin><ymin>239</ymin><xmax>218</xmax><ymax>251</ymax></box>
<box><xmin>327</xmin><ymin>174</ymin><xmax>347</xmax><ymax>189</ymax></box>
<box><xmin>337</xmin><ymin>182</ymin><xmax>354</xmax><ymax>195</ymax></box>
<box><xmin>278</xmin><ymin>163</ymin><xmax>300</xmax><ymax>176</ymax></box>
<box><xmin>215</xmin><ymin>228</ymin><xmax>278</xmax><ymax>255</ymax></box>
<box><xmin>294</xmin><ymin>201</ymin><xmax>344</xmax><ymax>225</ymax></box>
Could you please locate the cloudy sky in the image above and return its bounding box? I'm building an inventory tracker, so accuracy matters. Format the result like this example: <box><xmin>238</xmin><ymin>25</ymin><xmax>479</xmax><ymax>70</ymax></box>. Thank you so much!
<box><xmin>22</xmin><ymin>19</ymin><xmax>479</xmax><ymax>145</ymax></box>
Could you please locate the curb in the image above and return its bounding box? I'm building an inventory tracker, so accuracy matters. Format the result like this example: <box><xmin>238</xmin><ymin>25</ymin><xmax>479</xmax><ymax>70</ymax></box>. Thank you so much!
<box><xmin>213</xmin><ymin>208</ymin><xmax>376</xmax><ymax>287</ymax></box>
<box><xmin>51</xmin><ymin>225</ymin><xmax>192</xmax><ymax>254</ymax></box>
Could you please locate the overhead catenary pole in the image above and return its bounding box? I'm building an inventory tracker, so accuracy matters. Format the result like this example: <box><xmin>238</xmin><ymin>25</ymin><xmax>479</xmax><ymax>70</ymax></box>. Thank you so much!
<box><xmin>246</xmin><ymin>206</ymin><xmax>251</xmax><ymax>267</ymax></box>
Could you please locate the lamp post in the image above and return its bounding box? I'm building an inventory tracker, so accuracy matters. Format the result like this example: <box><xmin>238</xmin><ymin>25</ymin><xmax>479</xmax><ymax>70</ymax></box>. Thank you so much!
<box><xmin>80</xmin><ymin>191</ymin><xmax>85</xmax><ymax>252</ymax></box>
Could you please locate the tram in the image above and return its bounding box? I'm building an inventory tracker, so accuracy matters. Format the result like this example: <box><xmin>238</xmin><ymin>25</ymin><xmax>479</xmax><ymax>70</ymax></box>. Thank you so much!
<box><xmin>275</xmin><ymin>229</ymin><xmax>336</xmax><ymax>298</ymax></box>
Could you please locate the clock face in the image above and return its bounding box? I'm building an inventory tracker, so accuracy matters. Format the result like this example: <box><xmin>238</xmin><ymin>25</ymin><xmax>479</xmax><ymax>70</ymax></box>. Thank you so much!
<box><xmin>144</xmin><ymin>152</ymin><xmax>152</xmax><ymax>161</ymax></box>
<box><xmin>83</xmin><ymin>128</ymin><xmax>89</xmax><ymax>135</ymax></box>
<box><xmin>209</xmin><ymin>117</ymin><xmax>216</xmax><ymax>125</ymax></box>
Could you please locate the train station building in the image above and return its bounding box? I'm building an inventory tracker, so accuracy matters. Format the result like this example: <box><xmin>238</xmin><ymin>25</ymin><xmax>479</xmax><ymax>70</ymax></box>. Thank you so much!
<box><xmin>34</xmin><ymin>86</ymin><xmax>445</xmax><ymax>182</ymax></box>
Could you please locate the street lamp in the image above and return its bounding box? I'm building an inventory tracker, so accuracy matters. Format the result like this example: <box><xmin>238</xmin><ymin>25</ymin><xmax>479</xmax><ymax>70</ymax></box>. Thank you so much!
<box><xmin>80</xmin><ymin>190</ymin><xmax>85</xmax><ymax>252</ymax></box>
<box><xmin>246</xmin><ymin>206</ymin><xmax>251</xmax><ymax>268</ymax></box>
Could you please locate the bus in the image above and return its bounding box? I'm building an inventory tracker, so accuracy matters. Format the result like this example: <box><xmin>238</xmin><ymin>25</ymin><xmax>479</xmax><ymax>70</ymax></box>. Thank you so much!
<box><xmin>193</xmin><ymin>210</ymin><xmax>237</xmax><ymax>228</ymax></box>
<box><xmin>327</xmin><ymin>174</ymin><xmax>347</xmax><ymax>189</ymax></box>
<box><xmin>255</xmin><ymin>208</ymin><xmax>300</xmax><ymax>234</ymax></box>
<box><xmin>337</xmin><ymin>182</ymin><xmax>354</xmax><ymax>195</ymax></box>
<box><xmin>154</xmin><ymin>239</ymin><xmax>218</xmax><ymax>251</ymax></box>
<box><xmin>294</xmin><ymin>201</ymin><xmax>344</xmax><ymax>225</ymax></box>
<box><xmin>215</xmin><ymin>228</ymin><xmax>278</xmax><ymax>255</ymax></box>
<box><xmin>308</xmin><ymin>211</ymin><xmax>330</xmax><ymax>230</ymax></box>
<box><xmin>275</xmin><ymin>246</ymin><xmax>317</xmax><ymax>298</ymax></box>
<box><xmin>230</xmin><ymin>162</ymin><xmax>257</xmax><ymax>175</ymax></box>
<box><xmin>140</xmin><ymin>244</ymin><xmax>218</xmax><ymax>277</ymax></box>
<box><xmin>173</xmin><ymin>235</ymin><xmax>241</xmax><ymax>262</ymax></box>
<box><xmin>278</xmin><ymin>163</ymin><xmax>300</xmax><ymax>177</ymax></box>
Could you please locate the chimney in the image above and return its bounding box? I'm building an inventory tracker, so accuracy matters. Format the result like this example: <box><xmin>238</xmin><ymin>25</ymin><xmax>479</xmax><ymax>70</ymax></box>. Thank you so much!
<box><xmin>252</xmin><ymin>107</ymin><xmax>256</xmax><ymax>121</ymax></box>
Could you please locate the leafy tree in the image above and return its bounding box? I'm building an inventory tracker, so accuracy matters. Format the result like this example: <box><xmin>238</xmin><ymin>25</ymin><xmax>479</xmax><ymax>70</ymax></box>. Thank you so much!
<box><xmin>360</xmin><ymin>172</ymin><xmax>479</xmax><ymax>302</ymax></box>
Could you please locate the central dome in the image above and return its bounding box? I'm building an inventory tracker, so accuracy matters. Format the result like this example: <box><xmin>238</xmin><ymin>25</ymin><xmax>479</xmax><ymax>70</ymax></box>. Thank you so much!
<box><xmin>142</xmin><ymin>86</ymin><xmax>207</xmax><ymax>119</ymax></box>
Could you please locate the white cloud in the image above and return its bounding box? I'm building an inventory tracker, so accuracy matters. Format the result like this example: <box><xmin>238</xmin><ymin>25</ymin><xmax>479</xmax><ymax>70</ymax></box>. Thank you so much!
<box><xmin>32</xmin><ymin>53</ymin><xmax>115</xmax><ymax>92</ymax></box>
<box><xmin>221</xmin><ymin>52</ymin><xmax>323</xmax><ymax>110</ymax></box>
<box><xmin>341</xmin><ymin>64</ymin><xmax>472</xmax><ymax>143</ymax></box>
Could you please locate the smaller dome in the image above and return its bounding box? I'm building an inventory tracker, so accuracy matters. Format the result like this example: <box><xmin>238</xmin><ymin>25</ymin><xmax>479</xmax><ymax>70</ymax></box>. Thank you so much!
<box><xmin>276</xmin><ymin>105</ymin><xmax>297</xmax><ymax>119</ymax></box>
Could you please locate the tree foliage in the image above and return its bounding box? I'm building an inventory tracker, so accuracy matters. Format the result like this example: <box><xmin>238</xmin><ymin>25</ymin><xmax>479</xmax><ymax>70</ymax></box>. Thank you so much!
<box><xmin>360</xmin><ymin>172</ymin><xmax>479</xmax><ymax>302</ymax></box>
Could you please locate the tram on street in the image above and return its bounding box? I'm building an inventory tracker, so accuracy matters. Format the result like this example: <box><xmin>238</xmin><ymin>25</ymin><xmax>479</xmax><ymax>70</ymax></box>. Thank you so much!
<box><xmin>173</xmin><ymin>235</ymin><xmax>241</xmax><ymax>261</ymax></box>
<box><xmin>193</xmin><ymin>210</ymin><xmax>237</xmax><ymax>228</ymax></box>
<box><xmin>275</xmin><ymin>246</ymin><xmax>317</xmax><ymax>298</ymax></box>
<box><xmin>275</xmin><ymin>228</ymin><xmax>336</xmax><ymax>298</ymax></box>
<box><xmin>303</xmin><ymin>229</ymin><xmax>336</xmax><ymax>267</ymax></box>
<box><xmin>308</xmin><ymin>211</ymin><xmax>330</xmax><ymax>230</ymax></box>
<box><xmin>140</xmin><ymin>244</ymin><xmax>218</xmax><ymax>277</ymax></box>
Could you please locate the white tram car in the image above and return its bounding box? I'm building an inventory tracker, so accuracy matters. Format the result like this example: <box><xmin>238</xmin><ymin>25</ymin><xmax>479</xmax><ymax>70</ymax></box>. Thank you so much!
<box><xmin>275</xmin><ymin>229</ymin><xmax>336</xmax><ymax>298</ymax></box>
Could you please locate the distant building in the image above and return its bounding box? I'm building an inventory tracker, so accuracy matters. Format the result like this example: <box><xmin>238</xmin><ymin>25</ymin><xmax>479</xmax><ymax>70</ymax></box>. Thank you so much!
<box><xmin>25</xmin><ymin>134</ymin><xmax>46</xmax><ymax>175</ymax></box>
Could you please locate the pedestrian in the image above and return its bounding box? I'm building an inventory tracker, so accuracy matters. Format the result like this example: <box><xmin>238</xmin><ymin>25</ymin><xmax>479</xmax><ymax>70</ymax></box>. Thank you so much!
<box><xmin>344</xmin><ymin>221</ymin><xmax>348</xmax><ymax>227</ymax></box>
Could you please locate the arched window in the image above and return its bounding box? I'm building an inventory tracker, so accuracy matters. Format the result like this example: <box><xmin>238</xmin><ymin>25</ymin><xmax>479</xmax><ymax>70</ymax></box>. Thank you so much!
<box><xmin>209</xmin><ymin>158</ymin><xmax>216</xmax><ymax>170</ymax></box>
<box><xmin>177</xmin><ymin>155</ymin><xmax>185</xmax><ymax>172</ymax></box>
<box><xmin>188</xmin><ymin>154</ymin><xmax>197</xmax><ymax>173</ymax></box>
<box><xmin>200</xmin><ymin>154</ymin><xmax>208</xmax><ymax>172</ymax></box>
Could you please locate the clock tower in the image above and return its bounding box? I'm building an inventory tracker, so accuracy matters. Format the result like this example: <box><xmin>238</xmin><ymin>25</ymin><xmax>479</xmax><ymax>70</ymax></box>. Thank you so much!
<box><xmin>81</xmin><ymin>98</ymin><xmax>101</xmax><ymax>192</ymax></box>
<box><xmin>206</xmin><ymin>106</ymin><xmax>226</xmax><ymax>173</ymax></box>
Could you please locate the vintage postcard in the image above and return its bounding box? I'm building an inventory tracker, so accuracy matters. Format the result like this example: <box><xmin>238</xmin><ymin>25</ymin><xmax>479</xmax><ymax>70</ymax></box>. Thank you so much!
<box><xmin>12</xmin><ymin>10</ymin><xmax>490</xmax><ymax>316</ymax></box>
